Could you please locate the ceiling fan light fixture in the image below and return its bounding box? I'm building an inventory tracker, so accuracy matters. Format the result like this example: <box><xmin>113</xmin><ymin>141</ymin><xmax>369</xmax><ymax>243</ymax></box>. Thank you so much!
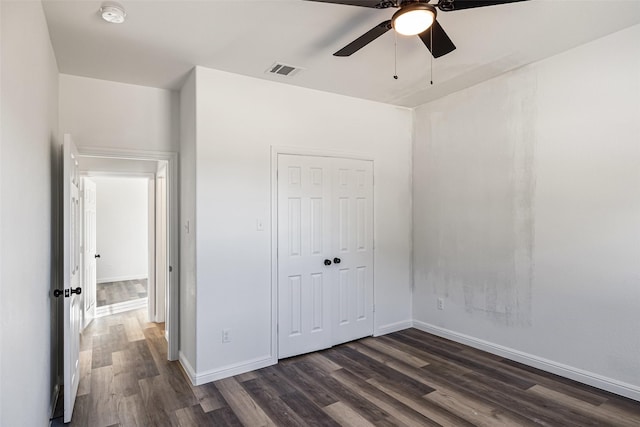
<box><xmin>392</xmin><ymin>3</ymin><xmax>436</xmax><ymax>36</ymax></box>
<box><xmin>100</xmin><ymin>3</ymin><xmax>126</xmax><ymax>24</ymax></box>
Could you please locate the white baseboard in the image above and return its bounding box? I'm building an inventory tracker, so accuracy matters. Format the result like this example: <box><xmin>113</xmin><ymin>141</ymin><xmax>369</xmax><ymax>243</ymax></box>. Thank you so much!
<box><xmin>179</xmin><ymin>351</ymin><xmax>198</xmax><ymax>385</ymax></box>
<box><xmin>180</xmin><ymin>353</ymin><xmax>277</xmax><ymax>386</ymax></box>
<box><xmin>374</xmin><ymin>319</ymin><xmax>413</xmax><ymax>337</ymax></box>
<box><xmin>95</xmin><ymin>298</ymin><xmax>147</xmax><ymax>317</ymax></box>
<box><xmin>412</xmin><ymin>320</ymin><xmax>640</xmax><ymax>402</ymax></box>
<box><xmin>97</xmin><ymin>275</ymin><xmax>147</xmax><ymax>284</ymax></box>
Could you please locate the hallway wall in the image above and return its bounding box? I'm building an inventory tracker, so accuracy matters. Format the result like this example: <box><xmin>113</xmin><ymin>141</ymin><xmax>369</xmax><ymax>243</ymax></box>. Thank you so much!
<box><xmin>92</xmin><ymin>177</ymin><xmax>149</xmax><ymax>283</ymax></box>
<box><xmin>0</xmin><ymin>1</ymin><xmax>60</xmax><ymax>425</ymax></box>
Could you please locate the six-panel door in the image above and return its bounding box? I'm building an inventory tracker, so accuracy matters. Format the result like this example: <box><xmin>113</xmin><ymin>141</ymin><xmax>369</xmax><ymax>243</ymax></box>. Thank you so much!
<box><xmin>63</xmin><ymin>135</ymin><xmax>82</xmax><ymax>423</ymax></box>
<box><xmin>331</xmin><ymin>157</ymin><xmax>374</xmax><ymax>346</ymax></box>
<box><xmin>277</xmin><ymin>154</ymin><xmax>373</xmax><ymax>359</ymax></box>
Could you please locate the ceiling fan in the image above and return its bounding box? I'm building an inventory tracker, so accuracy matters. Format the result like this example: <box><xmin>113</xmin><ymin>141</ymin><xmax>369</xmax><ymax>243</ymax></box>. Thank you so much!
<box><xmin>307</xmin><ymin>0</ymin><xmax>529</xmax><ymax>58</ymax></box>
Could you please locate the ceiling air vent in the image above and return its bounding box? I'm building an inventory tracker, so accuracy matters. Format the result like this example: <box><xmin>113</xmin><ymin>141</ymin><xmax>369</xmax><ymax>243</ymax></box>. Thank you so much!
<box><xmin>266</xmin><ymin>63</ymin><xmax>303</xmax><ymax>78</ymax></box>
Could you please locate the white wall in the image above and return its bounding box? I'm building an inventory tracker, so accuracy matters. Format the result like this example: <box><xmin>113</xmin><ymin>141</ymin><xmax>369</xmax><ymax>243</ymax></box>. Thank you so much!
<box><xmin>59</xmin><ymin>74</ymin><xmax>179</xmax><ymax>152</ymax></box>
<box><xmin>186</xmin><ymin>66</ymin><xmax>413</xmax><ymax>381</ymax></box>
<box><xmin>91</xmin><ymin>177</ymin><xmax>149</xmax><ymax>283</ymax></box>
<box><xmin>412</xmin><ymin>25</ymin><xmax>640</xmax><ymax>400</ymax></box>
<box><xmin>0</xmin><ymin>1</ymin><xmax>60</xmax><ymax>425</ymax></box>
<box><xmin>179</xmin><ymin>70</ymin><xmax>197</xmax><ymax>371</ymax></box>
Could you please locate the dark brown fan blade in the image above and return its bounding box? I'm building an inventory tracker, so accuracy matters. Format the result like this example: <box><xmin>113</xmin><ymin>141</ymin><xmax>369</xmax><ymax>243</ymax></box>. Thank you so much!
<box><xmin>334</xmin><ymin>21</ymin><xmax>392</xmax><ymax>56</ymax></box>
<box><xmin>305</xmin><ymin>0</ymin><xmax>395</xmax><ymax>9</ymax></box>
<box><xmin>418</xmin><ymin>20</ymin><xmax>456</xmax><ymax>58</ymax></box>
<box><xmin>437</xmin><ymin>0</ymin><xmax>528</xmax><ymax>12</ymax></box>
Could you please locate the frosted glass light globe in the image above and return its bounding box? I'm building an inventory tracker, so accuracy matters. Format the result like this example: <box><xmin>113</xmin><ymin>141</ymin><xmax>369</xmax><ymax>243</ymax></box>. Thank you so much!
<box><xmin>392</xmin><ymin>5</ymin><xmax>436</xmax><ymax>36</ymax></box>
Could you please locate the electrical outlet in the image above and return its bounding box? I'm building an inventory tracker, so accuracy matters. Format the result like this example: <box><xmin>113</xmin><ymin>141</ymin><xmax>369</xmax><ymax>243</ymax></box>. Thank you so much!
<box><xmin>222</xmin><ymin>329</ymin><xmax>231</xmax><ymax>343</ymax></box>
<box><xmin>437</xmin><ymin>298</ymin><xmax>444</xmax><ymax>310</ymax></box>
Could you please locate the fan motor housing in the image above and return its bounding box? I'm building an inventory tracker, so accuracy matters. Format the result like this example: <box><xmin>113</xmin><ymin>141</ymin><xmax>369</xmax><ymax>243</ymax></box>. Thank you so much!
<box><xmin>398</xmin><ymin>0</ymin><xmax>432</xmax><ymax>6</ymax></box>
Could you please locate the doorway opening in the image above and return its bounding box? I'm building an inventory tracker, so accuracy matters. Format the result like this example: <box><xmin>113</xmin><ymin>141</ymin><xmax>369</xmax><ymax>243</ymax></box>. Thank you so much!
<box><xmin>76</xmin><ymin>150</ymin><xmax>178</xmax><ymax>361</ymax></box>
<box><xmin>87</xmin><ymin>175</ymin><xmax>152</xmax><ymax>318</ymax></box>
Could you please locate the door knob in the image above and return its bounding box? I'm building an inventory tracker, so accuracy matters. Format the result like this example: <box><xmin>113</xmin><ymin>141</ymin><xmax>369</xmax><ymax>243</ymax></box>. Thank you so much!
<box><xmin>333</xmin><ymin>258</ymin><xmax>341</xmax><ymax>264</ymax></box>
<box><xmin>324</xmin><ymin>259</ymin><xmax>332</xmax><ymax>266</ymax></box>
<box><xmin>94</xmin><ymin>254</ymin><xmax>101</xmax><ymax>258</ymax></box>
<box><xmin>53</xmin><ymin>288</ymin><xmax>81</xmax><ymax>297</ymax></box>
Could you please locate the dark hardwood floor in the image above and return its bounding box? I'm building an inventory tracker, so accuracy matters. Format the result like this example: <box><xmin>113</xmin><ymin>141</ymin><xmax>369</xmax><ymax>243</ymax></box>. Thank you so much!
<box><xmin>97</xmin><ymin>279</ymin><xmax>148</xmax><ymax>307</ymax></box>
<box><xmin>56</xmin><ymin>309</ymin><xmax>640</xmax><ymax>426</ymax></box>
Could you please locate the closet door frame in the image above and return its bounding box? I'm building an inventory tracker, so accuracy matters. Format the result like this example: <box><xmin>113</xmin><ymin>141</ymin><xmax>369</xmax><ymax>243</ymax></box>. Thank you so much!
<box><xmin>270</xmin><ymin>146</ymin><xmax>375</xmax><ymax>361</ymax></box>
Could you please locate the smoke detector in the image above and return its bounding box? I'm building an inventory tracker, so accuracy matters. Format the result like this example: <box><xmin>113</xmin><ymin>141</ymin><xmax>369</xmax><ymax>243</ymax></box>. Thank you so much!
<box><xmin>100</xmin><ymin>3</ymin><xmax>126</xmax><ymax>24</ymax></box>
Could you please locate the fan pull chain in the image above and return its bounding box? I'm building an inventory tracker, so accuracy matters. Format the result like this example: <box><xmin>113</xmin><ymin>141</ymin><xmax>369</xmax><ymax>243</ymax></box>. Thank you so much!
<box><xmin>430</xmin><ymin>27</ymin><xmax>434</xmax><ymax>85</ymax></box>
<box><xmin>393</xmin><ymin>31</ymin><xmax>398</xmax><ymax>80</ymax></box>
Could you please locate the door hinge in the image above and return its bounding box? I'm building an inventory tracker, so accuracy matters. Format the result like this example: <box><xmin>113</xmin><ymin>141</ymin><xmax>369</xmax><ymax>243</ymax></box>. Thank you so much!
<box><xmin>373</xmin><ymin>303</ymin><xmax>376</xmax><ymax>313</ymax></box>
<box><xmin>169</xmin><ymin>265</ymin><xmax>173</xmax><ymax>272</ymax></box>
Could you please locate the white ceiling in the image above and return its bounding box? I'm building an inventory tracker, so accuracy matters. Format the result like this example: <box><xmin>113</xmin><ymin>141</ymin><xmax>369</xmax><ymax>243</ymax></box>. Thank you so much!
<box><xmin>43</xmin><ymin>0</ymin><xmax>640</xmax><ymax>107</ymax></box>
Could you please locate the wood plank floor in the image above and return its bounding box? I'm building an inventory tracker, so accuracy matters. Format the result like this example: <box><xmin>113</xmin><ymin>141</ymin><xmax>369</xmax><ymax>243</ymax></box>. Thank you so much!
<box><xmin>97</xmin><ymin>279</ymin><xmax>148</xmax><ymax>307</ymax></box>
<box><xmin>56</xmin><ymin>309</ymin><xmax>640</xmax><ymax>426</ymax></box>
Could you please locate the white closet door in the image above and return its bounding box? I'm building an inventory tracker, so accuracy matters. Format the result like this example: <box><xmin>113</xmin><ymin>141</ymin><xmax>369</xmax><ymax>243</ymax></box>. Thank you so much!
<box><xmin>331</xmin><ymin>158</ymin><xmax>374</xmax><ymax>345</ymax></box>
<box><xmin>278</xmin><ymin>154</ymin><xmax>374</xmax><ymax>359</ymax></box>
<box><xmin>278</xmin><ymin>155</ymin><xmax>333</xmax><ymax>358</ymax></box>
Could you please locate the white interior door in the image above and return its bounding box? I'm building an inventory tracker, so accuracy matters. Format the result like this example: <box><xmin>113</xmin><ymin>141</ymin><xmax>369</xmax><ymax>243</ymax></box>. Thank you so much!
<box><xmin>82</xmin><ymin>178</ymin><xmax>97</xmax><ymax>329</ymax></box>
<box><xmin>332</xmin><ymin>158</ymin><xmax>374</xmax><ymax>345</ymax></box>
<box><xmin>155</xmin><ymin>170</ymin><xmax>167</xmax><ymax>322</ymax></box>
<box><xmin>277</xmin><ymin>154</ymin><xmax>374</xmax><ymax>359</ymax></box>
<box><xmin>62</xmin><ymin>134</ymin><xmax>82</xmax><ymax>423</ymax></box>
<box><xmin>147</xmin><ymin>177</ymin><xmax>156</xmax><ymax>322</ymax></box>
<box><xmin>278</xmin><ymin>155</ymin><xmax>333</xmax><ymax>358</ymax></box>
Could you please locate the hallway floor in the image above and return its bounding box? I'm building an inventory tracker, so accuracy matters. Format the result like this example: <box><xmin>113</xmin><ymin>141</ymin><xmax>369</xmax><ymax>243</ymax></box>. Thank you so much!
<box><xmin>97</xmin><ymin>279</ymin><xmax>148</xmax><ymax>307</ymax></box>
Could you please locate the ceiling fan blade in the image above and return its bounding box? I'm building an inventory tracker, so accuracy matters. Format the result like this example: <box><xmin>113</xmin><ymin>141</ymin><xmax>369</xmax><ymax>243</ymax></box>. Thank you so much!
<box><xmin>437</xmin><ymin>0</ymin><xmax>528</xmax><ymax>12</ymax></box>
<box><xmin>305</xmin><ymin>0</ymin><xmax>395</xmax><ymax>9</ymax></box>
<box><xmin>334</xmin><ymin>21</ymin><xmax>392</xmax><ymax>56</ymax></box>
<box><xmin>418</xmin><ymin>20</ymin><xmax>456</xmax><ymax>58</ymax></box>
